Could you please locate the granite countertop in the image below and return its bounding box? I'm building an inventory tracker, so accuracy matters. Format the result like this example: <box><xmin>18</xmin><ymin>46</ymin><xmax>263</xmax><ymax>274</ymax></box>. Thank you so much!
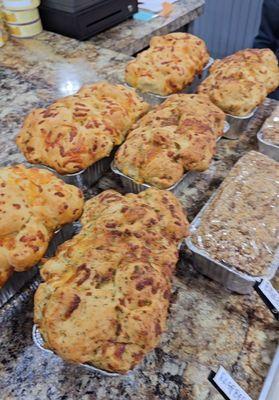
<box><xmin>90</xmin><ymin>0</ymin><xmax>204</xmax><ymax>55</ymax></box>
<box><xmin>0</xmin><ymin>15</ymin><xmax>278</xmax><ymax>400</ymax></box>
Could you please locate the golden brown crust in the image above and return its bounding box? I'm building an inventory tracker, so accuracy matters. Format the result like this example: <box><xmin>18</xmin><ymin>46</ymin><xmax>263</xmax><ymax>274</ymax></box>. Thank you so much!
<box><xmin>125</xmin><ymin>33</ymin><xmax>210</xmax><ymax>95</ymax></box>
<box><xmin>115</xmin><ymin>94</ymin><xmax>225</xmax><ymax>189</ymax></box>
<box><xmin>0</xmin><ymin>164</ymin><xmax>84</xmax><ymax>288</ymax></box>
<box><xmin>198</xmin><ymin>48</ymin><xmax>279</xmax><ymax>116</ymax></box>
<box><xmin>16</xmin><ymin>82</ymin><xmax>150</xmax><ymax>174</ymax></box>
<box><xmin>34</xmin><ymin>189</ymin><xmax>189</xmax><ymax>373</ymax></box>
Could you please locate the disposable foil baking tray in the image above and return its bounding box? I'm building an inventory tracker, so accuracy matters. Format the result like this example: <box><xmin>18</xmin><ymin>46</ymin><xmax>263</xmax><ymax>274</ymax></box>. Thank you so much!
<box><xmin>126</xmin><ymin>57</ymin><xmax>214</xmax><ymax>103</ymax></box>
<box><xmin>111</xmin><ymin>161</ymin><xmax>198</xmax><ymax>194</ymax></box>
<box><xmin>111</xmin><ymin>129</ymin><xmax>227</xmax><ymax>194</ymax></box>
<box><xmin>0</xmin><ymin>222</ymin><xmax>77</xmax><ymax>308</ymax></box>
<box><xmin>41</xmin><ymin>155</ymin><xmax>112</xmax><ymax>190</ymax></box>
<box><xmin>185</xmin><ymin>197</ymin><xmax>279</xmax><ymax>295</ymax></box>
<box><xmin>33</xmin><ymin>325</ymin><xmax>129</xmax><ymax>377</ymax></box>
<box><xmin>223</xmin><ymin>108</ymin><xmax>257</xmax><ymax>140</ymax></box>
<box><xmin>259</xmin><ymin>346</ymin><xmax>279</xmax><ymax>400</ymax></box>
<box><xmin>257</xmin><ymin>131</ymin><xmax>279</xmax><ymax>162</ymax></box>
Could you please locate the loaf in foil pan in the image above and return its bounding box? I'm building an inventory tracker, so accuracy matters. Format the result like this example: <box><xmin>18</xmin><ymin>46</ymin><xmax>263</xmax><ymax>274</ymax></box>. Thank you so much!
<box><xmin>185</xmin><ymin>151</ymin><xmax>279</xmax><ymax>294</ymax></box>
<box><xmin>40</xmin><ymin>155</ymin><xmax>112</xmax><ymax>190</ymax></box>
<box><xmin>0</xmin><ymin>223</ymin><xmax>78</xmax><ymax>307</ymax></box>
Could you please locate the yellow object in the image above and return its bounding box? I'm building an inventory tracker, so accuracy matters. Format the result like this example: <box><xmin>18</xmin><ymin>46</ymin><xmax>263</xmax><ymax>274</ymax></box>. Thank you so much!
<box><xmin>7</xmin><ymin>18</ymin><xmax>42</xmax><ymax>37</ymax></box>
<box><xmin>4</xmin><ymin>8</ymin><xmax>39</xmax><ymax>24</ymax></box>
<box><xmin>0</xmin><ymin>9</ymin><xmax>9</xmax><ymax>47</ymax></box>
<box><xmin>3</xmin><ymin>0</ymin><xmax>40</xmax><ymax>11</ymax></box>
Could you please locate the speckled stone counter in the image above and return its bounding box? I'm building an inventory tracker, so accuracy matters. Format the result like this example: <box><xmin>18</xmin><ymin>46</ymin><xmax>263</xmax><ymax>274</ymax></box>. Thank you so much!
<box><xmin>90</xmin><ymin>0</ymin><xmax>204</xmax><ymax>55</ymax></box>
<box><xmin>0</xmin><ymin>29</ymin><xmax>278</xmax><ymax>400</ymax></box>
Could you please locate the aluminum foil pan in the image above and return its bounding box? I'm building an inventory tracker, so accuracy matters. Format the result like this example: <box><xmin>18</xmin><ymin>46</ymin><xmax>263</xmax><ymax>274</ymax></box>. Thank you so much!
<box><xmin>33</xmin><ymin>325</ymin><xmax>128</xmax><ymax>377</ymax></box>
<box><xmin>257</xmin><ymin>131</ymin><xmax>279</xmax><ymax>162</ymax></box>
<box><xmin>111</xmin><ymin>161</ymin><xmax>197</xmax><ymax>194</ymax></box>
<box><xmin>259</xmin><ymin>346</ymin><xmax>279</xmax><ymax>400</ymax></box>
<box><xmin>0</xmin><ymin>222</ymin><xmax>78</xmax><ymax>308</ymax></box>
<box><xmin>41</xmin><ymin>155</ymin><xmax>112</xmax><ymax>190</ymax></box>
<box><xmin>223</xmin><ymin>108</ymin><xmax>257</xmax><ymax>140</ymax></box>
<box><xmin>185</xmin><ymin>197</ymin><xmax>279</xmax><ymax>295</ymax></box>
<box><xmin>125</xmin><ymin>57</ymin><xmax>214</xmax><ymax>103</ymax></box>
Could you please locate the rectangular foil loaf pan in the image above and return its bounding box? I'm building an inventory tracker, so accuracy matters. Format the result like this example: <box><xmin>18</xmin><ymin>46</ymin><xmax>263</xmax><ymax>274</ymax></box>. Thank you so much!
<box><xmin>257</xmin><ymin>131</ymin><xmax>279</xmax><ymax>162</ymax></box>
<box><xmin>0</xmin><ymin>222</ymin><xmax>78</xmax><ymax>308</ymax></box>
<box><xmin>33</xmin><ymin>325</ymin><xmax>132</xmax><ymax>377</ymax></box>
<box><xmin>185</xmin><ymin>198</ymin><xmax>279</xmax><ymax>295</ymax></box>
<box><xmin>126</xmin><ymin>57</ymin><xmax>214</xmax><ymax>104</ymax></box>
<box><xmin>42</xmin><ymin>156</ymin><xmax>112</xmax><ymax>190</ymax></box>
<box><xmin>223</xmin><ymin>108</ymin><xmax>257</xmax><ymax>140</ymax></box>
<box><xmin>111</xmin><ymin>161</ymin><xmax>198</xmax><ymax>194</ymax></box>
<box><xmin>110</xmin><ymin>130</ymin><xmax>227</xmax><ymax>194</ymax></box>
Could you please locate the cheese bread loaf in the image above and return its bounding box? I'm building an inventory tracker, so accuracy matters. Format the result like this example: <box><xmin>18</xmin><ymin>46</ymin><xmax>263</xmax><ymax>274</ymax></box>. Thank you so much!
<box><xmin>198</xmin><ymin>48</ymin><xmax>279</xmax><ymax>116</ymax></box>
<box><xmin>17</xmin><ymin>82</ymin><xmax>150</xmax><ymax>174</ymax></box>
<box><xmin>115</xmin><ymin>94</ymin><xmax>225</xmax><ymax>189</ymax></box>
<box><xmin>125</xmin><ymin>32</ymin><xmax>210</xmax><ymax>95</ymax></box>
<box><xmin>0</xmin><ymin>165</ymin><xmax>84</xmax><ymax>288</ymax></box>
<box><xmin>34</xmin><ymin>189</ymin><xmax>189</xmax><ymax>373</ymax></box>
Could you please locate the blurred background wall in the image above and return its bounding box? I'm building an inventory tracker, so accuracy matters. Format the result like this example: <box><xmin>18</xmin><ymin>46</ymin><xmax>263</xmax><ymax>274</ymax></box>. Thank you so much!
<box><xmin>189</xmin><ymin>0</ymin><xmax>264</xmax><ymax>59</ymax></box>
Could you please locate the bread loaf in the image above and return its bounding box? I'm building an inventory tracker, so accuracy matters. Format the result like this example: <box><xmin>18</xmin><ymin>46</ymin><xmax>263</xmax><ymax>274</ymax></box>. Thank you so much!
<box><xmin>0</xmin><ymin>165</ymin><xmax>84</xmax><ymax>288</ymax></box>
<box><xmin>125</xmin><ymin>33</ymin><xmax>210</xmax><ymax>95</ymax></box>
<box><xmin>17</xmin><ymin>82</ymin><xmax>150</xmax><ymax>174</ymax></box>
<box><xmin>34</xmin><ymin>189</ymin><xmax>189</xmax><ymax>373</ymax></box>
<box><xmin>192</xmin><ymin>151</ymin><xmax>279</xmax><ymax>276</ymax></box>
<box><xmin>198</xmin><ymin>48</ymin><xmax>279</xmax><ymax>116</ymax></box>
<box><xmin>115</xmin><ymin>94</ymin><xmax>225</xmax><ymax>189</ymax></box>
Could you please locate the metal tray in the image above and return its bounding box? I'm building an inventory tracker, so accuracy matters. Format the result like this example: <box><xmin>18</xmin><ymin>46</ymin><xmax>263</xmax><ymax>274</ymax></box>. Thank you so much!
<box><xmin>111</xmin><ymin>161</ymin><xmax>198</xmax><ymax>194</ymax></box>
<box><xmin>126</xmin><ymin>57</ymin><xmax>214</xmax><ymax>102</ymax></box>
<box><xmin>185</xmin><ymin>197</ymin><xmax>279</xmax><ymax>295</ymax></box>
<box><xmin>257</xmin><ymin>131</ymin><xmax>279</xmax><ymax>162</ymax></box>
<box><xmin>223</xmin><ymin>108</ymin><xmax>257</xmax><ymax>140</ymax></box>
<box><xmin>259</xmin><ymin>346</ymin><xmax>279</xmax><ymax>400</ymax></box>
<box><xmin>41</xmin><ymin>155</ymin><xmax>113</xmax><ymax>190</ymax></box>
<box><xmin>0</xmin><ymin>222</ymin><xmax>77</xmax><ymax>308</ymax></box>
<box><xmin>33</xmin><ymin>325</ymin><xmax>131</xmax><ymax>377</ymax></box>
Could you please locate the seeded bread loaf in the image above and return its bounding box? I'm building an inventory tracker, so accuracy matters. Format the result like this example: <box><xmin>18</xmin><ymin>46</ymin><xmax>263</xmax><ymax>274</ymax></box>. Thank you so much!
<box><xmin>125</xmin><ymin>32</ymin><xmax>210</xmax><ymax>95</ymax></box>
<box><xmin>34</xmin><ymin>189</ymin><xmax>189</xmax><ymax>373</ymax></box>
<box><xmin>0</xmin><ymin>165</ymin><xmax>84</xmax><ymax>288</ymax></box>
<box><xmin>198</xmin><ymin>48</ymin><xmax>279</xmax><ymax>116</ymax></box>
<box><xmin>16</xmin><ymin>82</ymin><xmax>150</xmax><ymax>174</ymax></box>
<box><xmin>192</xmin><ymin>151</ymin><xmax>279</xmax><ymax>276</ymax></box>
<box><xmin>115</xmin><ymin>94</ymin><xmax>225</xmax><ymax>189</ymax></box>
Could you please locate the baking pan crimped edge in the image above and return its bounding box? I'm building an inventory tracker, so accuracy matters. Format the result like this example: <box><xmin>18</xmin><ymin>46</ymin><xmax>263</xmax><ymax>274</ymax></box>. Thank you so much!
<box><xmin>125</xmin><ymin>57</ymin><xmax>214</xmax><ymax>103</ymax></box>
<box><xmin>40</xmin><ymin>155</ymin><xmax>112</xmax><ymax>190</ymax></box>
<box><xmin>185</xmin><ymin>196</ymin><xmax>279</xmax><ymax>295</ymax></box>
<box><xmin>223</xmin><ymin>108</ymin><xmax>257</xmax><ymax>140</ymax></box>
<box><xmin>259</xmin><ymin>346</ymin><xmax>279</xmax><ymax>400</ymax></box>
<box><xmin>111</xmin><ymin>161</ymin><xmax>197</xmax><ymax>194</ymax></box>
<box><xmin>257</xmin><ymin>130</ymin><xmax>279</xmax><ymax>162</ymax></box>
<box><xmin>32</xmin><ymin>325</ymin><xmax>122</xmax><ymax>376</ymax></box>
<box><xmin>110</xmin><ymin>128</ymin><xmax>227</xmax><ymax>194</ymax></box>
<box><xmin>0</xmin><ymin>222</ymin><xmax>78</xmax><ymax>308</ymax></box>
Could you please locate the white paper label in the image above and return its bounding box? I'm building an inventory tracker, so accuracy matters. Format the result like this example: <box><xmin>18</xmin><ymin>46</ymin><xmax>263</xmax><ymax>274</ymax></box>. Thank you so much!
<box><xmin>213</xmin><ymin>367</ymin><xmax>252</xmax><ymax>400</ymax></box>
<box><xmin>3</xmin><ymin>0</ymin><xmax>34</xmax><ymax>7</ymax></box>
<box><xmin>258</xmin><ymin>280</ymin><xmax>279</xmax><ymax>313</ymax></box>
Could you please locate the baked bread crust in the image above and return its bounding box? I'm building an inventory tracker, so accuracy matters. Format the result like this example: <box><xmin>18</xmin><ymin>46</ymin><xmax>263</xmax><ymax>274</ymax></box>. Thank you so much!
<box><xmin>34</xmin><ymin>189</ymin><xmax>189</xmax><ymax>373</ymax></box>
<box><xmin>0</xmin><ymin>164</ymin><xmax>84</xmax><ymax>288</ymax></box>
<box><xmin>115</xmin><ymin>94</ymin><xmax>225</xmax><ymax>189</ymax></box>
<box><xmin>125</xmin><ymin>33</ymin><xmax>210</xmax><ymax>95</ymax></box>
<box><xmin>16</xmin><ymin>82</ymin><xmax>150</xmax><ymax>174</ymax></box>
<box><xmin>198</xmin><ymin>48</ymin><xmax>279</xmax><ymax>116</ymax></box>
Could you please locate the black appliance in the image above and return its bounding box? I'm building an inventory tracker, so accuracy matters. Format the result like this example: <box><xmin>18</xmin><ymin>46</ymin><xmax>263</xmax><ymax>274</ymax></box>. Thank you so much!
<box><xmin>40</xmin><ymin>0</ymin><xmax>138</xmax><ymax>40</ymax></box>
